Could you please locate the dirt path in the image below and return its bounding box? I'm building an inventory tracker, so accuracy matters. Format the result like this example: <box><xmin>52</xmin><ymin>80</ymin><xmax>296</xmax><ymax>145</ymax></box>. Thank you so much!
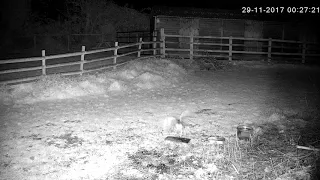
<box><xmin>0</xmin><ymin>63</ymin><xmax>319</xmax><ymax>179</ymax></box>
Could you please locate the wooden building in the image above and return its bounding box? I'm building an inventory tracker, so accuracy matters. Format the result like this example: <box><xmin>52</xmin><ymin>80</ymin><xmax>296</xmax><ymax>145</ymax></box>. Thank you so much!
<box><xmin>151</xmin><ymin>6</ymin><xmax>319</xmax><ymax>59</ymax></box>
<box><xmin>151</xmin><ymin>6</ymin><xmax>318</xmax><ymax>41</ymax></box>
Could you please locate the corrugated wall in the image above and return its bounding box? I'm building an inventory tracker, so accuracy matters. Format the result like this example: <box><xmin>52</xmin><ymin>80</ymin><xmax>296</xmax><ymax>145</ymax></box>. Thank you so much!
<box><xmin>156</xmin><ymin>17</ymin><xmax>180</xmax><ymax>35</ymax></box>
<box><xmin>199</xmin><ymin>18</ymin><xmax>222</xmax><ymax>37</ymax></box>
<box><xmin>283</xmin><ymin>23</ymin><xmax>299</xmax><ymax>41</ymax></box>
<box><xmin>299</xmin><ymin>24</ymin><xmax>319</xmax><ymax>43</ymax></box>
<box><xmin>263</xmin><ymin>22</ymin><xmax>283</xmax><ymax>39</ymax></box>
<box><xmin>222</xmin><ymin>19</ymin><xmax>245</xmax><ymax>37</ymax></box>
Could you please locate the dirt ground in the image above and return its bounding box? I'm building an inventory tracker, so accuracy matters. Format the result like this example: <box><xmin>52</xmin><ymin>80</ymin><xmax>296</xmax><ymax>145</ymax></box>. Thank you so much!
<box><xmin>0</xmin><ymin>61</ymin><xmax>319</xmax><ymax>180</ymax></box>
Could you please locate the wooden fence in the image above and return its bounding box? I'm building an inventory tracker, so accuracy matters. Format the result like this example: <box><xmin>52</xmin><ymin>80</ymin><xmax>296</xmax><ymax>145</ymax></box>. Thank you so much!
<box><xmin>1</xmin><ymin>28</ymin><xmax>319</xmax><ymax>86</ymax></box>
<box><xmin>0</xmin><ymin>37</ymin><xmax>160</xmax><ymax>85</ymax></box>
<box><xmin>158</xmin><ymin>28</ymin><xmax>320</xmax><ymax>63</ymax></box>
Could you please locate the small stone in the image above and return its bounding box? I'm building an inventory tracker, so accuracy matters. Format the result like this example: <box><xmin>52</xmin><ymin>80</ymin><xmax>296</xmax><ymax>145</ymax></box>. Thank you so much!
<box><xmin>205</xmin><ymin>163</ymin><xmax>218</xmax><ymax>173</ymax></box>
<box><xmin>194</xmin><ymin>168</ymin><xmax>206</xmax><ymax>179</ymax></box>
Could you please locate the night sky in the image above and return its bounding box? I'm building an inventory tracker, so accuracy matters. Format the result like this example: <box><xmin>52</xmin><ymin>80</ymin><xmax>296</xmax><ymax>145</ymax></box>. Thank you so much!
<box><xmin>1</xmin><ymin>0</ymin><xmax>319</xmax><ymax>35</ymax></box>
<box><xmin>93</xmin><ymin>0</ymin><xmax>320</xmax><ymax>22</ymax></box>
<box><xmin>114</xmin><ymin>0</ymin><xmax>319</xmax><ymax>11</ymax></box>
<box><xmin>1</xmin><ymin>0</ymin><xmax>319</xmax><ymax>19</ymax></box>
<box><xmin>115</xmin><ymin>0</ymin><xmax>246</xmax><ymax>10</ymax></box>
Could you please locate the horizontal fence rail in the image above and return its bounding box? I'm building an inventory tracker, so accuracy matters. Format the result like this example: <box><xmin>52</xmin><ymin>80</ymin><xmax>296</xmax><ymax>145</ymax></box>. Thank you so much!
<box><xmin>159</xmin><ymin>28</ymin><xmax>320</xmax><ymax>63</ymax></box>
<box><xmin>0</xmin><ymin>37</ymin><xmax>161</xmax><ymax>85</ymax></box>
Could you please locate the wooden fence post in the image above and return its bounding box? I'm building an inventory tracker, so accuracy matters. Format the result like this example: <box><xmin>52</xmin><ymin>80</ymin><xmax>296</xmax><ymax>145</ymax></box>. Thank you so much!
<box><xmin>268</xmin><ymin>38</ymin><xmax>272</xmax><ymax>63</ymax></box>
<box><xmin>228</xmin><ymin>36</ymin><xmax>232</xmax><ymax>62</ymax></box>
<box><xmin>41</xmin><ymin>50</ymin><xmax>46</xmax><ymax>76</ymax></box>
<box><xmin>160</xmin><ymin>28</ymin><xmax>165</xmax><ymax>58</ymax></box>
<box><xmin>80</xmin><ymin>46</ymin><xmax>85</xmax><ymax>75</ymax></box>
<box><xmin>302</xmin><ymin>42</ymin><xmax>306</xmax><ymax>64</ymax></box>
<box><xmin>190</xmin><ymin>34</ymin><xmax>194</xmax><ymax>61</ymax></box>
<box><xmin>113</xmin><ymin>42</ymin><xmax>118</xmax><ymax>70</ymax></box>
<box><xmin>153</xmin><ymin>31</ymin><xmax>157</xmax><ymax>55</ymax></box>
<box><xmin>138</xmin><ymin>38</ymin><xmax>142</xmax><ymax>57</ymax></box>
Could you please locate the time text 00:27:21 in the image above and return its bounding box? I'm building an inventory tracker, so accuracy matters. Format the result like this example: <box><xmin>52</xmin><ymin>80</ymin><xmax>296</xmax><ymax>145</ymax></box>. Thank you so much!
<box><xmin>242</xmin><ymin>7</ymin><xmax>320</xmax><ymax>14</ymax></box>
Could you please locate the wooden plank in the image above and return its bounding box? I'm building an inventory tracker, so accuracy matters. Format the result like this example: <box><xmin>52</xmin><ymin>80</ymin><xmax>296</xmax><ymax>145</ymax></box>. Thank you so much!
<box><xmin>0</xmin><ymin>56</ymin><xmax>43</xmax><ymax>64</ymax></box>
<box><xmin>161</xmin><ymin>28</ymin><xmax>166</xmax><ymax>58</ymax></box>
<box><xmin>193</xmin><ymin>54</ymin><xmax>228</xmax><ymax>58</ymax></box>
<box><xmin>0</xmin><ymin>76</ymin><xmax>41</xmax><ymax>85</ymax></box>
<box><xmin>165</xmin><ymin>48</ymin><xmax>190</xmax><ymax>52</ymax></box>
<box><xmin>0</xmin><ymin>66</ymin><xmax>42</xmax><ymax>75</ymax></box>
<box><xmin>84</xmin><ymin>56</ymin><xmax>114</xmax><ymax>64</ymax></box>
<box><xmin>80</xmin><ymin>46</ymin><xmax>85</xmax><ymax>75</ymax></box>
<box><xmin>190</xmin><ymin>34</ymin><xmax>194</xmax><ymax>60</ymax></box>
<box><xmin>46</xmin><ymin>61</ymin><xmax>81</xmax><ymax>69</ymax></box>
<box><xmin>138</xmin><ymin>38</ymin><xmax>142</xmax><ymax>58</ymax></box>
<box><xmin>85</xmin><ymin>47</ymin><xmax>116</xmax><ymax>55</ymax></box>
<box><xmin>142</xmin><ymin>41</ymin><xmax>162</xmax><ymax>45</ymax></box>
<box><xmin>193</xmin><ymin>42</ymin><xmax>229</xmax><ymax>47</ymax></box>
<box><xmin>43</xmin><ymin>52</ymin><xmax>83</xmax><ymax>60</ymax></box>
<box><xmin>117</xmin><ymin>50</ymin><xmax>140</xmax><ymax>58</ymax></box>
<box><xmin>119</xmin><ymin>42</ymin><xmax>141</xmax><ymax>49</ymax></box>
<box><xmin>41</xmin><ymin>50</ymin><xmax>46</xmax><ymax>75</ymax></box>
<box><xmin>268</xmin><ymin>38</ymin><xmax>272</xmax><ymax>62</ymax></box>
<box><xmin>229</xmin><ymin>37</ymin><xmax>232</xmax><ymax>61</ymax></box>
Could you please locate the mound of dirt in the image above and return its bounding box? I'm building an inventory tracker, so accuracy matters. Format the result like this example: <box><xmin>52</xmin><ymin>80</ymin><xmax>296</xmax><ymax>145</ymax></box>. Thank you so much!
<box><xmin>108</xmin><ymin>80</ymin><xmax>127</xmax><ymax>91</ymax></box>
<box><xmin>134</xmin><ymin>72</ymin><xmax>171</xmax><ymax>89</ymax></box>
<box><xmin>123</xmin><ymin>58</ymin><xmax>187</xmax><ymax>79</ymax></box>
<box><xmin>79</xmin><ymin>80</ymin><xmax>107</xmax><ymax>94</ymax></box>
<box><xmin>0</xmin><ymin>58</ymin><xmax>188</xmax><ymax>104</ymax></box>
<box><xmin>117</xmin><ymin>68</ymin><xmax>141</xmax><ymax>80</ymax></box>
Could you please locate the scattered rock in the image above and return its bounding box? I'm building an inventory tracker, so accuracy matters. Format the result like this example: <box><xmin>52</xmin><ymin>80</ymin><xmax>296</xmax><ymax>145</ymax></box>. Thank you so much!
<box><xmin>108</xmin><ymin>80</ymin><xmax>126</xmax><ymax>91</ymax></box>
<box><xmin>164</xmin><ymin>136</ymin><xmax>191</xmax><ymax>143</ymax></box>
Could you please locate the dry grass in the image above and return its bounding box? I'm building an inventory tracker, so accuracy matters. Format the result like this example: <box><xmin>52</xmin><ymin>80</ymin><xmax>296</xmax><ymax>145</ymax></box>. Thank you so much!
<box><xmin>107</xmin><ymin>112</ymin><xmax>319</xmax><ymax>180</ymax></box>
